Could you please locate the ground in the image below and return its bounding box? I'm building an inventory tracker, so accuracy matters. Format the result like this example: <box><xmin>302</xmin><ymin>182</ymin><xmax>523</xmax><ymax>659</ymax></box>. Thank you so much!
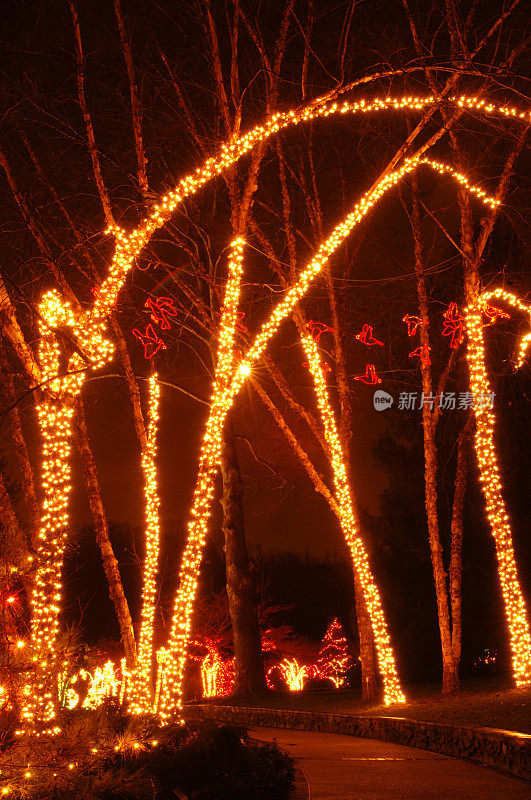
<box><xmin>215</xmin><ymin>678</ymin><xmax>531</xmax><ymax>733</ymax></box>
<box><xmin>249</xmin><ymin>726</ymin><xmax>530</xmax><ymax>800</ymax></box>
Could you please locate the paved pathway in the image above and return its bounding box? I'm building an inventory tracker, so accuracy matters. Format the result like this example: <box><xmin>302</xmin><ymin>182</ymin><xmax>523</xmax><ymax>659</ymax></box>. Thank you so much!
<box><xmin>249</xmin><ymin>726</ymin><xmax>530</xmax><ymax>799</ymax></box>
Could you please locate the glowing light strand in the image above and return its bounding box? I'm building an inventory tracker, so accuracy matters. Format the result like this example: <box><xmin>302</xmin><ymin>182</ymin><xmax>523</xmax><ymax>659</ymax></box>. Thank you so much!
<box><xmin>316</xmin><ymin>618</ymin><xmax>352</xmax><ymax>689</ymax></box>
<box><xmin>90</xmin><ymin>95</ymin><xmax>523</xmax><ymax>325</ymax></box>
<box><xmin>156</xmin><ymin>157</ymin><xmax>498</xmax><ymax>719</ymax></box>
<box><xmin>19</xmin><ymin>92</ymin><xmax>525</xmax><ymax>729</ymax></box>
<box><xmin>301</xmin><ymin>332</ymin><xmax>404</xmax><ymax>703</ymax></box>
<box><xmin>128</xmin><ymin>374</ymin><xmax>161</xmax><ymax>714</ymax></box>
<box><xmin>267</xmin><ymin>658</ymin><xmax>313</xmax><ymax>691</ymax></box>
<box><xmin>155</xmin><ymin>238</ymin><xmax>245</xmax><ymax>720</ymax></box>
<box><xmin>465</xmin><ymin>288</ymin><xmax>531</xmax><ymax>686</ymax></box>
<box><xmin>19</xmin><ymin>293</ymin><xmax>114</xmax><ymax>733</ymax></box>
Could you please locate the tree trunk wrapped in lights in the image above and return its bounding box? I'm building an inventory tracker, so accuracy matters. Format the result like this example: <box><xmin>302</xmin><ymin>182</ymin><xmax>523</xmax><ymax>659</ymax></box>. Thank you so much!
<box><xmin>128</xmin><ymin>374</ymin><xmax>162</xmax><ymax>713</ymax></box>
<box><xmin>464</xmin><ymin>289</ymin><xmax>531</xmax><ymax>686</ymax></box>
<box><xmin>5</xmin><ymin>93</ymin><xmax>525</xmax><ymax>730</ymax></box>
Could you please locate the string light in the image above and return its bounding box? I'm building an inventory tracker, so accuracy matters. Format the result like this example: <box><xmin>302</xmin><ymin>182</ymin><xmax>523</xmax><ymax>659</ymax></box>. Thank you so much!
<box><xmin>316</xmin><ymin>619</ymin><xmax>352</xmax><ymax>688</ymax></box>
<box><xmin>18</xmin><ymin>291</ymin><xmax>113</xmax><ymax>733</ymax></box>
<box><xmin>307</xmin><ymin>320</ymin><xmax>335</xmax><ymax>343</ymax></box>
<box><xmin>200</xmin><ymin>651</ymin><xmax>234</xmax><ymax>698</ymax></box>
<box><xmin>155</xmin><ymin>157</ymin><xmax>500</xmax><ymax>720</ymax></box>
<box><xmin>82</xmin><ymin>661</ymin><xmax>120</xmax><ymax>710</ymax></box>
<box><xmin>356</xmin><ymin>324</ymin><xmax>384</xmax><ymax>346</ymax></box>
<box><xmin>267</xmin><ymin>658</ymin><xmax>313</xmax><ymax>691</ymax></box>
<box><xmin>129</xmin><ymin>374</ymin><xmax>161</xmax><ymax>714</ymax></box>
<box><xmin>465</xmin><ymin>288</ymin><xmax>531</xmax><ymax>686</ymax></box>
<box><xmin>442</xmin><ymin>302</ymin><xmax>465</xmax><ymax>349</ymax></box>
<box><xmin>132</xmin><ymin>324</ymin><xmax>166</xmax><ymax>359</ymax></box>
<box><xmin>156</xmin><ymin>238</ymin><xmax>245</xmax><ymax>721</ymax></box>
<box><xmin>408</xmin><ymin>343</ymin><xmax>432</xmax><ymax>366</ymax></box>
<box><xmin>354</xmin><ymin>364</ymin><xmax>382</xmax><ymax>384</ymax></box>
<box><xmin>144</xmin><ymin>296</ymin><xmax>177</xmax><ymax>330</ymax></box>
<box><xmin>403</xmin><ymin>313</ymin><xmax>426</xmax><ymax>336</ymax></box>
<box><xmin>19</xmin><ymin>91</ymin><xmax>524</xmax><ymax>729</ymax></box>
<box><xmin>301</xmin><ymin>332</ymin><xmax>404</xmax><ymax>703</ymax></box>
<box><xmin>152</xmin><ymin>648</ymin><xmax>169</xmax><ymax>713</ymax></box>
<box><xmin>89</xmin><ymin>93</ymin><xmax>526</xmax><ymax>325</ymax></box>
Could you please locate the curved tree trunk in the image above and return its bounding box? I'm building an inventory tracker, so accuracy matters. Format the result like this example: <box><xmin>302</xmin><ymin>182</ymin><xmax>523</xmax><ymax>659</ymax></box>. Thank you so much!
<box><xmin>220</xmin><ymin>422</ymin><xmax>267</xmax><ymax>695</ymax></box>
<box><xmin>73</xmin><ymin>399</ymin><xmax>137</xmax><ymax>669</ymax></box>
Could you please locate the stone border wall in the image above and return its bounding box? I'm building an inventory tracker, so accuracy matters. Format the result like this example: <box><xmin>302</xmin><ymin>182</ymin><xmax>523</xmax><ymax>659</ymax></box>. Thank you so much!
<box><xmin>185</xmin><ymin>703</ymin><xmax>531</xmax><ymax>781</ymax></box>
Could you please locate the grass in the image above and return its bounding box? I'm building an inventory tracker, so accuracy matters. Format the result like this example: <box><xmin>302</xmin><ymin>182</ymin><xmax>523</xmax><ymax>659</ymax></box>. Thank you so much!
<box><xmin>197</xmin><ymin>677</ymin><xmax>531</xmax><ymax>734</ymax></box>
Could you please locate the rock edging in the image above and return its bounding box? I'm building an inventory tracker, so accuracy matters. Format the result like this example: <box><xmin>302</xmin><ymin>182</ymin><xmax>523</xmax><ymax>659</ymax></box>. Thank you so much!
<box><xmin>184</xmin><ymin>703</ymin><xmax>531</xmax><ymax>781</ymax></box>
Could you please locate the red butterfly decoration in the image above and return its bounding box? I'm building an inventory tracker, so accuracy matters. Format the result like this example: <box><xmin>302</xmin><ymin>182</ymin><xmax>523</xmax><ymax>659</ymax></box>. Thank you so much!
<box><xmin>403</xmin><ymin>314</ymin><xmax>427</xmax><ymax>336</ymax></box>
<box><xmin>145</xmin><ymin>296</ymin><xmax>178</xmax><ymax>330</ymax></box>
<box><xmin>353</xmin><ymin>364</ymin><xmax>382</xmax><ymax>385</ymax></box>
<box><xmin>307</xmin><ymin>320</ymin><xmax>335</xmax><ymax>343</ymax></box>
<box><xmin>442</xmin><ymin>302</ymin><xmax>465</xmax><ymax>349</ymax></box>
<box><xmin>355</xmin><ymin>324</ymin><xmax>384</xmax><ymax>346</ymax></box>
<box><xmin>408</xmin><ymin>344</ymin><xmax>431</xmax><ymax>367</ymax></box>
<box><xmin>132</xmin><ymin>324</ymin><xmax>166</xmax><ymax>359</ymax></box>
<box><xmin>482</xmin><ymin>304</ymin><xmax>510</xmax><ymax>326</ymax></box>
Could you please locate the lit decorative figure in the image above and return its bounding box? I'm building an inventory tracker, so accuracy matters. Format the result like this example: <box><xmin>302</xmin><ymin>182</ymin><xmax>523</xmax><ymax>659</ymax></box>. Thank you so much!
<box><xmin>307</xmin><ymin>320</ymin><xmax>335</xmax><ymax>343</ymax></box>
<box><xmin>355</xmin><ymin>324</ymin><xmax>384</xmax><ymax>346</ymax></box>
<box><xmin>408</xmin><ymin>343</ymin><xmax>431</xmax><ymax>366</ymax></box>
<box><xmin>200</xmin><ymin>649</ymin><xmax>234</xmax><ymax>698</ymax></box>
<box><xmin>145</xmin><ymin>296</ymin><xmax>177</xmax><ymax>330</ymax></box>
<box><xmin>465</xmin><ymin>288</ymin><xmax>531</xmax><ymax>686</ymax></box>
<box><xmin>16</xmin><ymin>92</ymin><xmax>519</xmax><ymax>730</ymax></box>
<box><xmin>482</xmin><ymin>303</ymin><xmax>511</xmax><ymax>326</ymax></box>
<box><xmin>81</xmin><ymin>661</ymin><xmax>120</xmax><ymax>710</ymax></box>
<box><xmin>402</xmin><ymin>313</ymin><xmax>427</xmax><ymax>336</ymax></box>
<box><xmin>132</xmin><ymin>324</ymin><xmax>166</xmax><ymax>359</ymax></box>
<box><xmin>354</xmin><ymin>364</ymin><xmax>382</xmax><ymax>384</ymax></box>
<box><xmin>128</xmin><ymin>374</ymin><xmax>161</xmax><ymax>714</ymax></box>
<box><xmin>57</xmin><ymin>669</ymin><xmax>79</xmax><ymax>710</ymax></box>
<box><xmin>267</xmin><ymin>658</ymin><xmax>313</xmax><ymax>691</ymax></box>
<box><xmin>442</xmin><ymin>302</ymin><xmax>465</xmax><ymax>349</ymax></box>
<box><xmin>316</xmin><ymin>618</ymin><xmax>352</xmax><ymax>688</ymax></box>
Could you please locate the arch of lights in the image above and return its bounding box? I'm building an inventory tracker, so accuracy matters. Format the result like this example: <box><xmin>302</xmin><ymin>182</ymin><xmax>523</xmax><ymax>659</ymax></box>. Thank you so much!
<box><xmin>15</xmin><ymin>93</ymin><xmax>531</xmax><ymax>730</ymax></box>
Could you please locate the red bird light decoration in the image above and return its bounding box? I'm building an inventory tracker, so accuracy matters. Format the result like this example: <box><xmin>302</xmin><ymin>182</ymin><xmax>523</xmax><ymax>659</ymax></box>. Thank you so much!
<box><xmin>132</xmin><ymin>324</ymin><xmax>166</xmax><ymax>359</ymax></box>
<box><xmin>307</xmin><ymin>320</ymin><xmax>335</xmax><ymax>343</ymax></box>
<box><xmin>355</xmin><ymin>324</ymin><xmax>384</xmax><ymax>346</ymax></box>
<box><xmin>144</xmin><ymin>296</ymin><xmax>178</xmax><ymax>330</ymax></box>
<box><xmin>408</xmin><ymin>343</ymin><xmax>431</xmax><ymax>367</ymax></box>
<box><xmin>482</xmin><ymin>303</ymin><xmax>511</xmax><ymax>326</ymax></box>
<box><xmin>353</xmin><ymin>364</ymin><xmax>382</xmax><ymax>384</ymax></box>
<box><xmin>402</xmin><ymin>314</ymin><xmax>427</xmax><ymax>337</ymax></box>
<box><xmin>442</xmin><ymin>302</ymin><xmax>465</xmax><ymax>349</ymax></box>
